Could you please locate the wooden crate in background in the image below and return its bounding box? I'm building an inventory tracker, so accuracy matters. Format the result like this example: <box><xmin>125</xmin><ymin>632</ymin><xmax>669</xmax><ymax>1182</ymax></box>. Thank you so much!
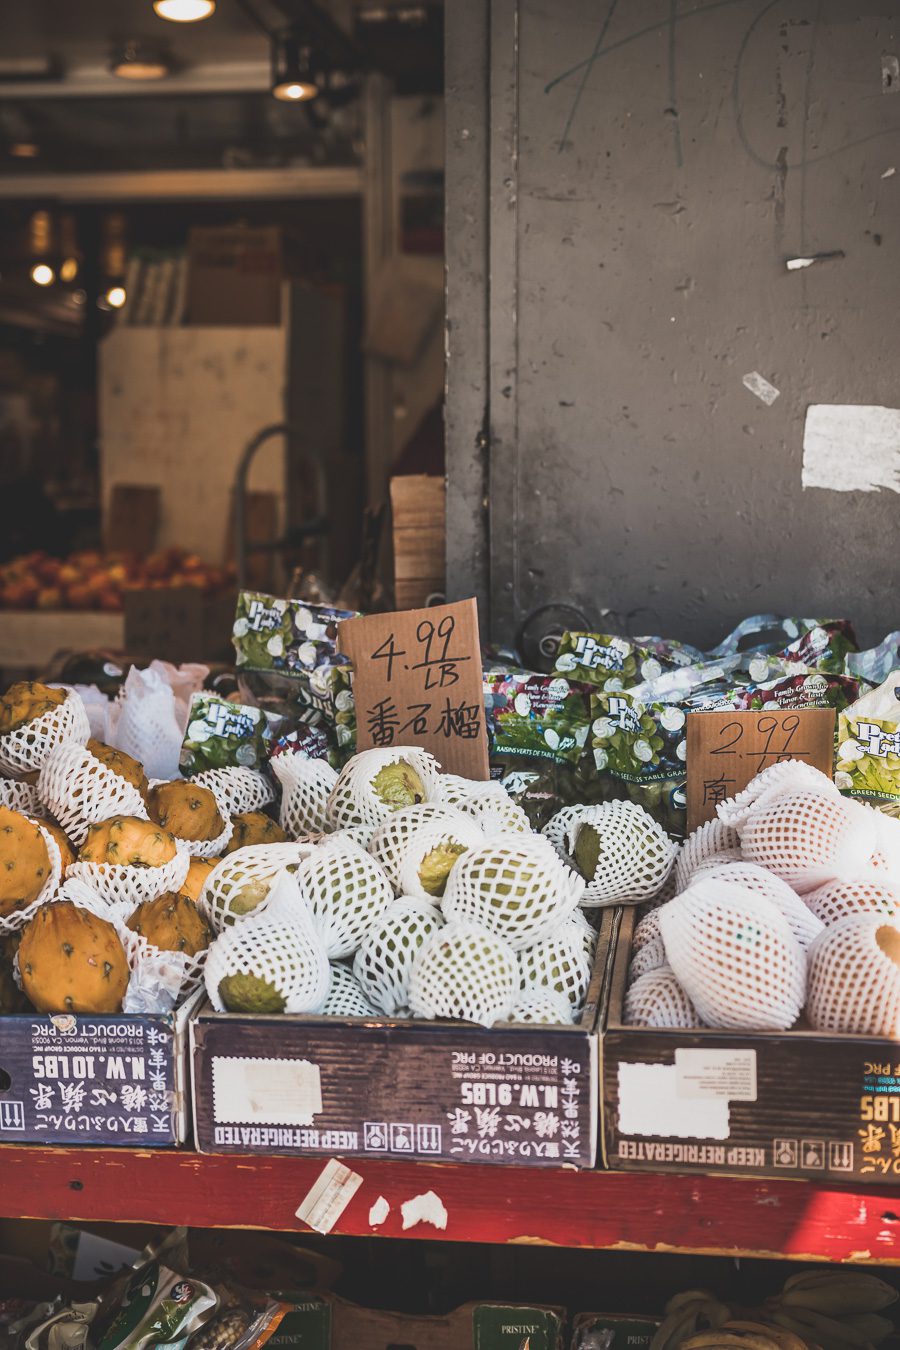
<box><xmin>390</xmin><ymin>473</ymin><xmax>445</xmax><ymax>609</ymax></box>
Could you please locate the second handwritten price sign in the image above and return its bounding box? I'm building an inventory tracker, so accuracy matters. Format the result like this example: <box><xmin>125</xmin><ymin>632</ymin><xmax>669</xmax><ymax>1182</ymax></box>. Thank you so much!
<box><xmin>338</xmin><ymin>597</ymin><xmax>490</xmax><ymax>780</ymax></box>
<box><xmin>686</xmin><ymin>707</ymin><xmax>836</xmax><ymax>832</ymax></box>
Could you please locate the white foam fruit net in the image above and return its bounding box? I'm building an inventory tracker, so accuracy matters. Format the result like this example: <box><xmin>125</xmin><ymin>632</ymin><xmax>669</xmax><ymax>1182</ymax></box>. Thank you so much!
<box><xmin>508</xmin><ymin>985</ymin><xmax>574</xmax><ymax>1025</ymax></box>
<box><xmin>0</xmin><ymin>824</ymin><xmax>63</xmax><ymax>936</ymax></box>
<box><xmin>0</xmin><ymin>780</ymin><xmax>43</xmax><ymax>817</ymax></box>
<box><xmin>68</xmin><ymin>844</ymin><xmax>190</xmax><ymax>914</ymax></box>
<box><xmin>353</xmin><ymin>896</ymin><xmax>445</xmax><ymax>1015</ymax></box>
<box><xmin>271</xmin><ymin>753</ymin><xmax>337</xmax><ymax>837</ymax></box>
<box><xmin>698</xmin><ymin>861</ymin><xmax>823</xmax><ymax>949</ymax></box>
<box><xmin>563</xmin><ymin>801</ymin><xmax>678</xmax><ymax>907</ymax></box>
<box><xmin>0</xmin><ymin>689</ymin><xmax>91</xmax><ymax>779</ymax></box>
<box><xmin>807</xmin><ymin>915</ymin><xmax>900</xmax><ymax>1036</ymax></box>
<box><xmin>674</xmin><ymin>818</ymin><xmax>741</xmax><ymax>893</ymax></box>
<box><xmin>632</xmin><ymin>909</ymin><xmax>662</xmax><ymax>951</ymax></box>
<box><xmin>542</xmin><ymin>804</ymin><xmax>591</xmax><ymax>860</ymax></box>
<box><xmin>37</xmin><ymin>742</ymin><xmax>149</xmax><ymax>846</ymax></box>
<box><xmin>295</xmin><ymin>834</ymin><xmax>394</xmax><ymax>959</ymax></box>
<box><xmin>628</xmin><ymin>935</ymin><xmax>667</xmax><ymax>982</ymax></box>
<box><xmin>368</xmin><ymin>803</ymin><xmax>473</xmax><ymax>889</ymax></box>
<box><xmin>436</xmin><ymin>775</ymin><xmax>531</xmax><ymax>834</ymax></box>
<box><xmin>442</xmin><ymin>834</ymin><xmax>584</xmax><ymax>949</ymax></box>
<box><xmin>658</xmin><ymin>878</ymin><xmax>806</xmax><ymax>1030</ymax></box>
<box><xmin>570</xmin><ymin>907</ymin><xmax>599</xmax><ymax>961</ymax></box>
<box><xmin>717</xmin><ymin>759</ymin><xmax>839</xmax><ymax>829</ymax></box>
<box><xmin>805</xmin><ymin>878</ymin><xmax>900</xmax><ymax>926</ymax></box>
<box><xmin>870</xmin><ymin>810</ymin><xmax>900</xmax><ymax>885</ymax></box>
<box><xmin>203</xmin><ymin>841</ymin><xmax>318</xmax><ymax>933</ymax></box>
<box><xmin>327</xmin><ymin>747</ymin><xmax>442</xmax><ymax>831</ymax></box>
<box><xmin>624</xmin><ymin>966</ymin><xmax>702</xmax><ymax>1029</ymax></box>
<box><xmin>518</xmin><ymin>916</ymin><xmax>593</xmax><ymax>1013</ymax></box>
<box><xmin>204</xmin><ymin>872</ymin><xmax>331</xmax><ymax>1014</ymax></box>
<box><xmin>739</xmin><ymin>790</ymin><xmax>878</xmax><ymax>894</ymax></box>
<box><xmin>396</xmin><ymin>816</ymin><xmax>485</xmax><ymax>901</ymax></box>
<box><xmin>408</xmin><ymin>919</ymin><xmax>518</xmax><ymax>1027</ymax></box>
<box><xmin>321</xmin><ymin>962</ymin><xmax>378</xmax><ymax>1018</ymax></box>
<box><xmin>192</xmin><ymin>767</ymin><xmax>275</xmax><ymax>817</ymax></box>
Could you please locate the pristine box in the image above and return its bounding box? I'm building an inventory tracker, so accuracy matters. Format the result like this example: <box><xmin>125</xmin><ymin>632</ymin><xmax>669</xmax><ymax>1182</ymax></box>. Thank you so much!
<box><xmin>190</xmin><ymin>929</ymin><xmax>609</xmax><ymax>1169</ymax></box>
<box><xmin>570</xmin><ymin>1313</ymin><xmax>660</xmax><ymax>1350</ymax></box>
<box><xmin>0</xmin><ymin>994</ymin><xmax>197</xmax><ymax>1146</ymax></box>
<box><xmin>601</xmin><ymin>908</ymin><xmax>900</xmax><ymax>1183</ymax></box>
<box><xmin>272</xmin><ymin>1296</ymin><xmax>565</xmax><ymax>1350</ymax></box>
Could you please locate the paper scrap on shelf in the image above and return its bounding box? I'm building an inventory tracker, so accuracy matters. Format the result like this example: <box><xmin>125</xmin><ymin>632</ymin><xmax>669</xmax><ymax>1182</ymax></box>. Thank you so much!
<box><xmin>369</xmin><ymin>1195</ymin><xmax>390</xmax><ymax>1227</ymax></box>
<box><xmin>882</xmin><ymin>167</ymin><xmax>896</xmax><ymax>178</ymax></box>
<box><xmin>786</xmin><ymin>257</ymin><xmax>815</xmax><ymax>270</ymax></box>
<box><xmin>400</xmin><ymin>1190</ymin><xmax>449</xmax><ymax>1231</ymax></box>
<box><xmin>742</xmin><ymin>371</ymin><xmax>780</xmax><ymax>405</ymax></box>
<box><xmin>618</xmin><ymin>1062</ymin><xmax>730</xmax><ymax>1139</ymax></box>
<box><xmin>296</xmin><ymin>1159</ymin><xmax>363</xmax><ymax>1234</ymax></box>
<box><xmin>802</xmin><ymin>404</ymin><xmax>900</xmax><ymax>493</ymax></box>
<box><xmin>211</xmin><ymin>1056</ymin><xmax>322</xmax><ymax>1125</ymax></box>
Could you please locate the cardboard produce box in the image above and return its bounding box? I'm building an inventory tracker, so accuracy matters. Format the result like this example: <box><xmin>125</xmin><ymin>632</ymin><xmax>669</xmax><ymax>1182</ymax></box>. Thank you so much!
<box><xmin>601</xmin><ymin>908</ymin><xmax>900</xmax><ymax>1183</ymax></box>
<box><xmin>187</xmin><ymin>226</ymin><xmax>282</xmax><ymax>326</ymax></box>
<box><xmin>190</xmin><ymin>931</ymin><xmax>607</xmax><ymax>1169</ymax></box>
<box><xmin>570</xmin><ymin>1314</ymin><xmax>660</xmax><ymax>1350</ymax></box>
<box><xmin>271</xmin><ymin>1295</ymin><xmax>565</xmax><ymax>1350</ymax></box>
<box><xmin>0</xmin><ymin>993</ymin><xmax>198</xmax><ymax>1146</ymax></box>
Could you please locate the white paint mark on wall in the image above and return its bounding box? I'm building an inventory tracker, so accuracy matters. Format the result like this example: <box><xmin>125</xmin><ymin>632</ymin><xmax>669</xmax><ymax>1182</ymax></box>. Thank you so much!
<box><xmin>882</xmin><ymin>166</ymin><xmax>896</xmax><ymax>178</ymax></box>
<box><xmin>883</xmin><ymin>53</ymin><xmax>900</xmax><ymax>92</ymax></box>
<box><xmin>786</xmin><ymin>257</ymin><xmax>816</xmax><ymax>270</ymax></box>
<box><xmin>802</xmin><ymin>405</ymin><xmax>900</xmax><ymax>493</ymax></box>
<box><xmin>400</xmin><ymin>1191</ymin><xmax>448</xmax><ymax>1231</ymax></box>
<box><xmin>368</xmin><ymin>1196</ymin><xmax>390</xmax><ymax>1227</ymax></box>
<box><xmin>742</xmin><ymin>371</ymin><xmax>780</xmax><ymax>405</ymax></box>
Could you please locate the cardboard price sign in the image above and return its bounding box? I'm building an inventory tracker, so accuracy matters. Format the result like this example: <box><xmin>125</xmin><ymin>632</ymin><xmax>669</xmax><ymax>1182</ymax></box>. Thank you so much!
<box><xmin>686</xmin><ymin>707</ymin><xmax>836</xmax><ymax>831</ymax></box>
<box><xmin>338</xmin><ymin>597</ymin><xmax>489</xmax><ymax>779</ymax></box>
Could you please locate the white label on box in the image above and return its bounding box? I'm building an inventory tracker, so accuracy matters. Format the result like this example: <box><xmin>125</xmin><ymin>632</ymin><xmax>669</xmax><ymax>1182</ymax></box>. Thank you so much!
<box><xmin>618</xmin><ymin>1063</ymin><xmax>731</xmax><ymax>1139</ymax></box>
<box><xmin>675</xmin><ymin>1048</ymin><xmax>757</xmax><ymax>1101</ymax></box>
<box><xmin>296</xmin><ymin>1159</ymin><xmax>363</xmax><ymax>1234</ymax></box>
<box><xmin>211</xmin><ymin>1056</ymin><xmax>323</xmax><ymax>1125</ymax></box>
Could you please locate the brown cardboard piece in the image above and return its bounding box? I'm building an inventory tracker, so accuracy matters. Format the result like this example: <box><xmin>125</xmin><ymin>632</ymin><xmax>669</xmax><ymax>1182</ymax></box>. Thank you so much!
<box><xmin>686</xmin><ymin>707</ymin><xmax>836</xmax><ymax>831</ymax></box>
<box><xmin>337</xmin><ymin>597</ymin><xmax>489</xmax><ymax>779</ymax></box>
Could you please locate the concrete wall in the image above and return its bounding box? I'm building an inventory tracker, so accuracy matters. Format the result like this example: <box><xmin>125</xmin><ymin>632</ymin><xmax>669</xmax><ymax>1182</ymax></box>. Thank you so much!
<box><xmin>446</xmin><ymin>0</ymin><xmax>900</xmax><ymax>648</ymax></box>
<box><xmin>99</xmin><ymin>327</ymin><xmax>285</xmax><ymax>562</ymax></box>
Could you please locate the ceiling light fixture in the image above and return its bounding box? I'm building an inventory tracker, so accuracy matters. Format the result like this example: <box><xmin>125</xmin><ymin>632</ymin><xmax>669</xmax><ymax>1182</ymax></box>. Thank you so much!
<box><xmin>106</xmin><ymin>285</ymin><xmax>127</xmax><ymax>309</ymax></box>
<box><xmin>271</xmin><ymin>30</ymin><xmax>318</xmax><ymax>102</ymax></box>
<box><xmin>30</xmin><ymin>263</ymin><xmax>54</xmax><ymax>287</ymax></box>
<box><xmin>153</xmin><ymin>0</ymin><xmax>216</xmax><ymax>21</ymax></box>
<box><xmin>110</xmin><ymin>39</ymin><xmax>171</xmax><ymax>80</ymax></box>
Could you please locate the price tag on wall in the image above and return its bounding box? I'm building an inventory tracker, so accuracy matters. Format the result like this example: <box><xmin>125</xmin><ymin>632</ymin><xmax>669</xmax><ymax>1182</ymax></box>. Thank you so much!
<box><xmin>686</xmin><ymin>707</ymin><xmax>836</xmax><ymax>832</ymax></box>
<box><xmin>338</xmin><ymin>597</ymin><xmax>489</xmax><ymax>779</ymax></box>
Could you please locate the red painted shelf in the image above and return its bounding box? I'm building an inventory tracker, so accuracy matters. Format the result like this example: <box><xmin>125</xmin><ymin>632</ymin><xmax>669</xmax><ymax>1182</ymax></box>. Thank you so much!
<box><xmin>3</xmin><ymin>1147</ymin><xmax>900</xmax><ymax>1261</ymax></box>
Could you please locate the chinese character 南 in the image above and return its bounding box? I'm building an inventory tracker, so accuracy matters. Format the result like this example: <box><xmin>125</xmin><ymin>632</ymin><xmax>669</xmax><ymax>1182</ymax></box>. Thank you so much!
<box><xmin>702</xmin><ymin>774</ymin><xmax>736</xmax><ymax>808</ymax></box>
